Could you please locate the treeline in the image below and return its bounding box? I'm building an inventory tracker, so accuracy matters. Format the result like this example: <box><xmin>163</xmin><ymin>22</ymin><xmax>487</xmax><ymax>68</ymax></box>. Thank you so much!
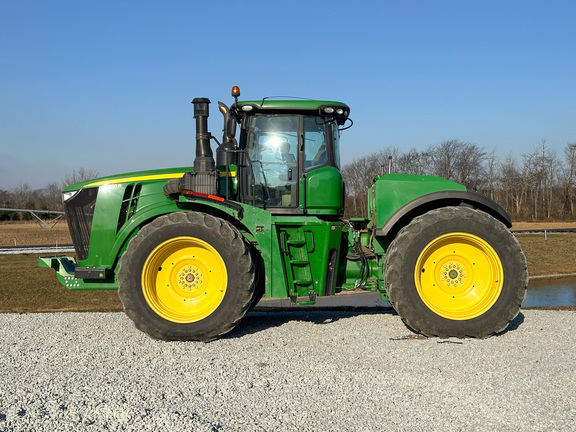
<box><xmin>0</xmin><ymin>168</ymin><xmax>98</xmax><ymax>221</ymax></box>
<box><xmin>342</xmin><ymin>139</ymin><xmax>576</xmax><ymax>221</ymax></box>
<box><xmin>3</xmin><ymin>142</ymin><xmax>576</xmax><ymax>223</ymax></box>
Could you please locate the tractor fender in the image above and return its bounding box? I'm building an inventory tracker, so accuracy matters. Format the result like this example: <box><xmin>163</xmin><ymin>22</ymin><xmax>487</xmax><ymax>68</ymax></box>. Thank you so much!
<box><xmin>111</xmin><ymin>200</ymin><xmax>246</xmax><ymax>265</ymax></box>
<box><xmin>374</xmin><ymin>190</ymin><xmax>512</xmax><ymax>238</ymax></box>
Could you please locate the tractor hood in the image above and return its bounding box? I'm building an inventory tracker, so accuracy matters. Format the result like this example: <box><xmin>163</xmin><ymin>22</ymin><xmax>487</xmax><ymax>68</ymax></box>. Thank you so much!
<box><xmin>63</xmin><ymin>167</ymin><xmax>193</xmax><ymax>193</ymax></box>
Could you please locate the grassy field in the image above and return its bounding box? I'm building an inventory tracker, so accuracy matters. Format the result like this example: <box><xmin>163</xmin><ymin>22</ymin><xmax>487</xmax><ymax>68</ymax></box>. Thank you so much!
<box><xmin>1</xmin><ymin>221</ymin><xmax>575</xmax><ymax>313</ymax></box>
<box><xmin>0</xmin><ymin>221</ymin><xmax>72</xmax><ymax>246</ymax></box>
<box><xmin>0</xmin><ymin>222</ymin><xmax>121</xmax><ymax>313</ymax></box>
<box><xmin>0</xmin><ymin>253</ymin><xmax>122</xmax><ymax>313</ymax></box>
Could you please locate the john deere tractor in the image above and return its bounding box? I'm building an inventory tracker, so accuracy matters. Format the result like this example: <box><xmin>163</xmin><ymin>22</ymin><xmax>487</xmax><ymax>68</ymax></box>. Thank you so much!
<box><xmin>40</xmin><ymin>86</ymin><xmax>527</xmax><ymax>341</ymax></box>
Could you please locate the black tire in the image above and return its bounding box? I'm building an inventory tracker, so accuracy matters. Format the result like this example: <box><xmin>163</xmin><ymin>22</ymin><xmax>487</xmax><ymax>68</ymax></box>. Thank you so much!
<box><xmin>384</xmin><ymin>207</ymin><xmax>527</xmax><ymax>338</ymax></box>
<box><xmin>246</xmin><ymin>246</ymin><xmax>265</xmax><ymax>311</ymax></box>
<box><xmin>118</xmin><ymin>212</ymin><xmax>255</xmax><ymax>341</ymax></box>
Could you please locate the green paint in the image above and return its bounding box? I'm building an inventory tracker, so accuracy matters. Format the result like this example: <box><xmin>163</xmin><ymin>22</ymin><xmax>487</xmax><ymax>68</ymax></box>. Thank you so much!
<box><xmin>42</xmin><ymin>97</ymin><xmax>502</xmax><ymax>308</ymax></box>
<box><xmin>368</xmin><ymin>174</ymin><xmax>466</xmax><ymax>229</ymax></box>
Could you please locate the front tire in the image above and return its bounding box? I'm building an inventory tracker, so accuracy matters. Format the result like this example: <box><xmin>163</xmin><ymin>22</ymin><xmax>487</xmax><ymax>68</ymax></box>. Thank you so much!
<box><xmin>118</xmin><ymin>212</ymin><xmax>255</xmax><ymax>341</ymax></box>
<box><xmin>384</xmin><ymin>207</ymin><xmax>527</xmax><ymax>338</ymax></box>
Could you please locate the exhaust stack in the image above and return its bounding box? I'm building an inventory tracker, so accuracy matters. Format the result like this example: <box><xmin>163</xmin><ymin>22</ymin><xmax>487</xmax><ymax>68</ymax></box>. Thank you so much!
<box><xmin>216</xmin><ymin>101</ymin><xmax>237</xmax><ymax>166</ymax></box>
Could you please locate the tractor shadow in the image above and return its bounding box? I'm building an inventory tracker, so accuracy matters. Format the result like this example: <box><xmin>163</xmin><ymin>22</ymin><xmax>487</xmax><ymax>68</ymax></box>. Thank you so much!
<box><xmin>227</xmin><ymin>307</ymin><xmax>526</xmax><ymax>340</ymax></box>
<box><xmin>497</xmin><ymin>311</ymin><xmax>525</xmax><ymax>334</ymax></box>
<box><xmin>227</xmin><ymin>307</ymin><xmax>396</xmax><ymax>339</ymax></box>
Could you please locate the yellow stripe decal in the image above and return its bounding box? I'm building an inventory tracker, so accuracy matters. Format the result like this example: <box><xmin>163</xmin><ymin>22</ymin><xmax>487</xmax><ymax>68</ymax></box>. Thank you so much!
<box><xmin>84</xmin><ymin>170</ymin><xmax>235</xmax><ymax>188</ymax></box>
<box><xmin>85</xmin><ymin>173</ymin><xmax>186</xmax><ymax>188</ymax></box>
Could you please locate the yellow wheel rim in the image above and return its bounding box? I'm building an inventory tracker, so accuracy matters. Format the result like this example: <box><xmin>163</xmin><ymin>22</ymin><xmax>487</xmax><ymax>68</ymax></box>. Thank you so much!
<box><xmin>415</xmin><ymin>233</ymin><xmax>503</xmax><ymax>320</ymax></box>
<box><xmin>141</xmin><ymin>236</ymin><xmax>227</xmax><ymax>323</ymax></box>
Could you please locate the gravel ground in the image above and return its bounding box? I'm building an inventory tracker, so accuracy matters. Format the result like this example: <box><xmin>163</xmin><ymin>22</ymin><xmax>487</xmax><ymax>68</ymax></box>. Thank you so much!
<box><xmin>1</xmin><ymin>310</ymin><xmax>575</xmax><ymax>431</ymax></box>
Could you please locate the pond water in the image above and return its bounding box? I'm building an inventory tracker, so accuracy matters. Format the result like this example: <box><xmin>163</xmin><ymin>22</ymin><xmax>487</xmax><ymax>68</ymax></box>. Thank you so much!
<box><xmin>524</xmin><ymin>276</ymin><xmax>576</xmax><ymax>307</ymax></box>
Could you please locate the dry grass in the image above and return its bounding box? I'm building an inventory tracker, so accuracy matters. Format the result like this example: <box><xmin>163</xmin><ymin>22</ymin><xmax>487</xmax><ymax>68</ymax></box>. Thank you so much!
<box><xmin>516</xmin><ymin>232</ymin><xmax>576</xmax><ymax>277</ymax></box>
<box><xmin>511</xmin><ymin>221</ymin><xmax>576</xmax><ymax>231</ymax></box>
<box><xmin>0</xmin><ymin>254</ymin><xmax>122</xmax><ymax>313</ymax></box>
<box><xmin>0</xmin><ymin>221</ymin><xmax>575</xmax><ymax>313</ymax></box>
<box><xmin>0</xmin><ymin>222</ymin><xmax>72</xmax><ymax>246</ymax></box>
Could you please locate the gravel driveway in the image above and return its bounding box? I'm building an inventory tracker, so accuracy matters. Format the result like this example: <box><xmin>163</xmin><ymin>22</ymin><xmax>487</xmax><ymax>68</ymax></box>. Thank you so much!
<box><xmin>1</xmin><ymin>310</ymin><xmax>575</xmax><ymax>431</ymax></box>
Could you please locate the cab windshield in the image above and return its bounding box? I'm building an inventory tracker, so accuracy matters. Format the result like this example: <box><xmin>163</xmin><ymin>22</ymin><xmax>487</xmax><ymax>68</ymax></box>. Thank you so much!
<box><xmin>243</xmin><ymin>113</ymin><xmax>335</xmax><ymax>208</ymax></box>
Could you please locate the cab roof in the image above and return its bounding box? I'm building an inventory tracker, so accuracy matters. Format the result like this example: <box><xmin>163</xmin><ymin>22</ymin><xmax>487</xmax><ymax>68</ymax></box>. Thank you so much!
<box><xmin>234</xmin><ymin>99</ymin><xmax>350</xmax><ymax>125</ymax></box>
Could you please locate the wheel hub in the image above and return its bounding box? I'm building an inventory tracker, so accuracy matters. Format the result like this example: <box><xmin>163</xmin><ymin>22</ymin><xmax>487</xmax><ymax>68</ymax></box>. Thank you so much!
<box><xmin>177</xmin><ymin>265</ymin><xmax>203</xmax><ymax>292</ymax></box>
<box><xmin>441</xmin><ymin>262</ymin><xmax>467</xmax><ymax>287</ymax></box>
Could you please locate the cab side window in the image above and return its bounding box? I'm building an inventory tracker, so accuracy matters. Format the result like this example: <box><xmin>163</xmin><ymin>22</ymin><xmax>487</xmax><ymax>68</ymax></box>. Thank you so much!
<box><xmin>303</xmin><ymin>116</ymin><xmax>329</xmax><ymax>171</ymax></box>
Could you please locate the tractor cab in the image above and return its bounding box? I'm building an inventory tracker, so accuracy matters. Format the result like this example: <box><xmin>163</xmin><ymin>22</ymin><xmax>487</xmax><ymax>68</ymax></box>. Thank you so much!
<box><xmin>229</xmin><ymin>91</ymin><xmax>351</xmax><ymax>216</ymax></box>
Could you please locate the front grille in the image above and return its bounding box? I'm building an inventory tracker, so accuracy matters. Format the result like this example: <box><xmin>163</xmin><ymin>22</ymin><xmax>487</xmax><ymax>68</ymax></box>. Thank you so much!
<box><xmin>64</xmin><ymin>187</ymin><xmax>98</xmax><ymax>261</ymax></box>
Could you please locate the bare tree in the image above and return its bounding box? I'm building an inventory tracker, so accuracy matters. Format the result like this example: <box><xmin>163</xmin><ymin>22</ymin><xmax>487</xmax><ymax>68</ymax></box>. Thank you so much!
<box><xmin>37</xmin><ymin>182</ymin><xmax>63</xmax><ymax>211</ymax></box>
<box><xmin>62</xmin><ymin>167</ymin><xmax>99</xmax><ymax>188</ymax></box>
<box><xmin>522</xmin><ymin>139</ymin><xmax>560</xmax><ymax>220</ymax></box>
<box><xmin>0</xmin><ymin>189</ymin><xmax>9</xmax><ymax>208</ymax></box>
<box><xmin>540</xmin><ymin>139</ymin><xmax>559</xmax><ymax>219</ymax></box>
<box><xmin>395</xmin><ymin>148</ymin><xmax>429</xmax><ymax>175</ymax></box>
<box><xmin>342</xmin><ymin>148</ymin><xmax>400</xmax><ymax>218</ymax></box>
<box><xmin>484</xmin><ymin>148</ymin><xmax>498</xmax><ymax>201</ymax></box>
<box><xmin>0</xmin><ymin>189</ymin><xmax>12</xmax><ymax>220</ymax></box>
<box><xmin>11</xmin><ymin>183</ymin><xmax>34</xmax><ymax>208</ymax></box>
<box><xmin>522</xmin><ymin>150</ymin><xmax>539</xmax><ymax>219</ymax></box>
<box><xmin>500</xmin><ymin>154</ymin><xmax>526</xmax><ymax>218</ymax></box>
<box><xmin>561</xmin><ymin>142</ymin><xmax>576</xmax><ymax>218</ymax></box>
<box><xmin>426</xmin><ymin>139</ymin><xmax>486</xmax><ymax>189</ymax></box>
<box><xmin>9</xmin><ymin>183</ymin><xmax>34</xmax><ymax>220</ymax></box>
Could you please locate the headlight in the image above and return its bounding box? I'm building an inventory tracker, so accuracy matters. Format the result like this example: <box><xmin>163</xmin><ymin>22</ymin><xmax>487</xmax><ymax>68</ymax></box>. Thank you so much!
<box><xmin>62</xmin><ymin>190</ymin><xmax>79</xmax><ymax>202</ymax></box>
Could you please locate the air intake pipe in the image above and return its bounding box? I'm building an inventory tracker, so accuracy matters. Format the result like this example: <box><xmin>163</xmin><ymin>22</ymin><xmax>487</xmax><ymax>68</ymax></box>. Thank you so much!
<box><xmin>192</xmin><ymin>97</ymin><xmax>215</xmax><ymax>172</ymax></box>
<box><xmin>173</xmin><ymin>98</ymin><xmax>219</xmax><ymax>196</ymax></box>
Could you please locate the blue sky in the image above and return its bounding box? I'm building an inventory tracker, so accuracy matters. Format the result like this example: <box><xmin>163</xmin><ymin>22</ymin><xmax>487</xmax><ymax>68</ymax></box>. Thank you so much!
<box><xmin>1</xmin><ymin>0</ymin><xmax>575</xmax><ymax>190</ymax></box>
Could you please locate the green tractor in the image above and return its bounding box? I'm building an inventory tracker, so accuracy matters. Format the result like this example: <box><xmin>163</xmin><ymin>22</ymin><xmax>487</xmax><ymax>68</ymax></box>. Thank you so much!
<box><xmin>40</xmin><ymin>86</ymin><xmax>527</xmax><ymax>341</ymax></box>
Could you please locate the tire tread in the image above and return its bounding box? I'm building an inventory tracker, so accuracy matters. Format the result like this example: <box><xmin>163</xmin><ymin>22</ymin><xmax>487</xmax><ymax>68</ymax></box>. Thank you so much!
<box><xmin>384</xmin><ymin>207</ymin><xmax>527</xmax><ymax>338</ymax></box>
<box><xmin>118</xmin><ymin>212</ymin><xmax>255</xmax><ymax>341</ymax></box>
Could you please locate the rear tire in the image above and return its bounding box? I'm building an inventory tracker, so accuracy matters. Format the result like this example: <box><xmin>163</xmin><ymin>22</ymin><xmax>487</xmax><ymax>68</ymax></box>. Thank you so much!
<box><xmin>118</xmin><ymin>212</ymin><xmax>255</xmax><ymax>341</ymax></box>
<box><xmin>246</xmin><ymin>247</ymin><xmax>265</xmax><ymax>311</ymax></box>
<box><xmin>384</xmin><ymin>207</ymin><xmax>527</xmax><ymax>338</ymax></box>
